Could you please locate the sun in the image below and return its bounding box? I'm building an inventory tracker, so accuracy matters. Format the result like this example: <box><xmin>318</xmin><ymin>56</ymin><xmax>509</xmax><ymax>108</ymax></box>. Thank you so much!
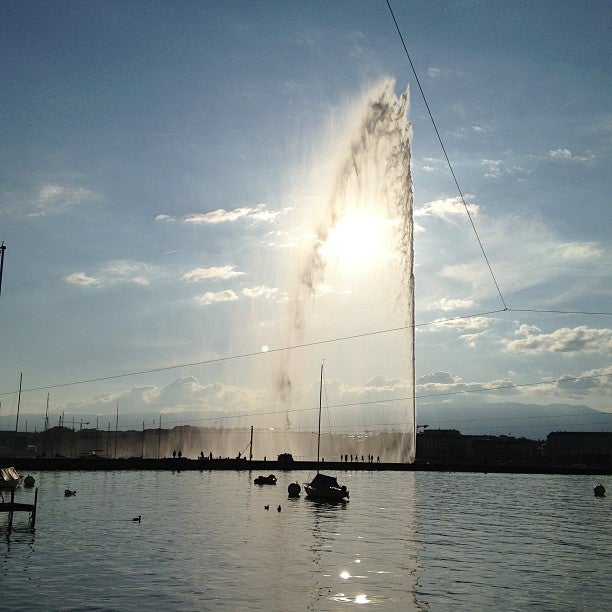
<box><xmin>320</xmin><ymin>211</ymin><xmax>391</xmax><ymax>269</ymax></box>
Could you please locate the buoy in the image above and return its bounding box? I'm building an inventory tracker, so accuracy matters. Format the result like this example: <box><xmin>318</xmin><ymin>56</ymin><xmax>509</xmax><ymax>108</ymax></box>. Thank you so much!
<box><xmin>264</xmin><ymin>505</ymin><xmax>269</xmax><ymax>510</ymax></box>
<box><xmin>594</xmin><ymin>484</ymin><xmax>605</xmax><ymax>497</ymax></box>
<box><xmin>277</xmin><ymin>505</ymin><xmax>281</xmax><ymax>512</ymax></box>
<box><xmin>288</xmin><ymin>482</ymin><xmax>301</xmax><ymax>497</ymax></box>
<box><xmin>64</xmin><ymin>489</ymin><xmax>76</xmax><ymax>497</ymax></box>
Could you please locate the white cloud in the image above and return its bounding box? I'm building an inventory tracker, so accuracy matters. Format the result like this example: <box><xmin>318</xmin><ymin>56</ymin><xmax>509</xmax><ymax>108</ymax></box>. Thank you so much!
<box><xmin>557</xmin><ymin>242</ymin><xmax>602</xmax><ymax>260</ymax></box>
<box><xmin>430</xmin><ymin>316</ymin><xmax>493</xmax><ymax>332</ymax></box>
<box><xmin>481</xmin><ymin>158</ymin><xmax>502</xmax><ymax>178</ymax></box>
<box><xmin>415</xmin><ymin>196</ymin><xmax>478</xmax><ymax>219</ymax></box>
<box><xmin>430</xmin><ymin>297</ymin><xmax>475</xmax><ymax>311</ymax></box>
<box><xmin>241</xmin><ymin>285</ymin><xmax>282</xmax><ymax>300</ymax></box>
<box><xmin>184</xmin><ymin>203</ymin><xmax>279</xmax><ymax>225</ymax></box>
<box><xmin>548</xmin><ymin>148</ymin><xmax>595</xmax><ymax>162</ymax></box>
<box><xmin>64</xmin><ymin>271</ymin><xmax>100</xmax><ymax>286</ymax></box>
<box><xmin>549</xmin><ymin>148</ymin><xmax>572</xmax><ymax>160</ymax></box>
<box><xmin>195</xmin><ymin>290</ymin><xmax>239</xmax><ymax>305</ymax></box>
<box><xmin>182</xmin><ymin>266</ymin><xmax>243</xmax><ymax>282</ymax></box>
<box><xmin>155</xmin><ymin>214</ymin><xmax>174</xmax><ymax>222</ymax></box>
<box><xmin>416</xmin><ymin>371</ymin><xmax>456</xmax><ymax>385</ymax></box>
<box><xmin>32</xmin><ymin>183</ymin><xmax>98</xmax><ymax>216</ymax></box>
<box><xmin>459</xmin><ymin>329</ymin><xmax>490</xmax><ymax>348</ymax></box>
<box><xmin>505</xmin><ymin>325</ymin><xmax>612</xmax><ymax>355</ymax></box>
<box><xmin>416</xmin><ymin>371</ymin><xmax>518</xmax><ymax>397</ymax></box>
<box><xmin>427</xmin><ymin>67</ymin><xmax>441</xmax><ymax>79</ymax></box>
<box><xmin>64</xmin><ymin>260</ymin><xmax>156</xmax><ymax>288</ymax></box>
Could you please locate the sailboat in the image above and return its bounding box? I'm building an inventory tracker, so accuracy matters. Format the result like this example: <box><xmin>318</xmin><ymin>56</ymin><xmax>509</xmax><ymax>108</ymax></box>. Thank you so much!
<box><xmin>304</xmin><ymin>363</ymin><xmax>350</xmax><ymax>503</ymax></box>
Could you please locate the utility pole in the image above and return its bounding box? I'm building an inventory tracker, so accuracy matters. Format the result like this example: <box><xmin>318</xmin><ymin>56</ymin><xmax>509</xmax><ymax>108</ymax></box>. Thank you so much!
<box><xmin>0</xmin><ymin>241</ymin><xmax>6</xmax><ymax>300</ymax></box>
<box><xmin>114</xmin><ymin>403</ymin><xmax>119</xmax><ymax>459</ymax></box>
<box><xmin>157</xmin><ymin>414</ymin><xmax>162</xmax><ymax>459</ymax></box>
<box><xmin>13</xmin><ymin>373</ymin><xmax>22</xmax><ymax>457</ymax></box>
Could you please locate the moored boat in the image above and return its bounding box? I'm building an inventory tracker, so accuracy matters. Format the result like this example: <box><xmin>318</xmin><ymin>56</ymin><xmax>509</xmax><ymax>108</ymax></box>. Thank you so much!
<box><xmin>304</xmin><ymin>363</ymin><xmax>349</xmax><ymax>503</ymax></box>
<box><xmin>254</xmin><ymin>474</ymin><xmax>277</xmax><ymax>485</ymax></box>
<box><xmin>0</xmin><ymin>466</ymin><xmax>23</xmax><ymax>489</ymax></box>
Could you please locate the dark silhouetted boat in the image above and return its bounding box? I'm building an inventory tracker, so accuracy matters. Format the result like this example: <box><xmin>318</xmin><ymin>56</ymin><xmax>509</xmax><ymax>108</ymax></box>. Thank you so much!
<box><xmin>254</xmin><ymin>474</ymin><xmax>277</xmax><ymax>485</ymax></box>
<box><xmin>304</xmin><ymin>364</ymin><xmax>349</xmax><ymax>503</ymax></box>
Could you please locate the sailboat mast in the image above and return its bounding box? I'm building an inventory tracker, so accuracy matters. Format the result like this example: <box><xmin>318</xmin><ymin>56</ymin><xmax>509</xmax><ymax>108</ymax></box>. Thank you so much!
<box><xmin>317</xmin><ymin>362</ymin><xmax>323</xmax><ymax>467</ymax></box>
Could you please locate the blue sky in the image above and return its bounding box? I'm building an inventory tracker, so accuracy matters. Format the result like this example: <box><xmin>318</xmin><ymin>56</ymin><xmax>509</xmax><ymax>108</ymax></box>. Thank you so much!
<box><xmin>0</xmin><ymin>1</ymin><xmax>610</xmax><ymax>438</ymax></box>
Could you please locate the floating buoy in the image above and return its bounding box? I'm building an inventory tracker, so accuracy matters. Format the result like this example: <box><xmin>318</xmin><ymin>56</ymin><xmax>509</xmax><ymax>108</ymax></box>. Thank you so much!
<box><xmin>24</xmin><ymin>475</ymin><xmax>35</xmax><ymax>488</ymax></box>
<box><xmin>64</xmin><ymin>489</ymin><xmax>76</xmax><ymax>497</ymax></box>
<box><xmin>594</xmin><ymin>484</ymin><xmax>605</xmax><ymax>497</ymax></box>
<box><xmin>277</xmin><ymin>505</ymin><xmax>281</xmax><ymax>512</ymax></box>
<box><xmin>288</xmin><ymin>482</ymin><xmax>301</xmax><ymax>497</ymax></box>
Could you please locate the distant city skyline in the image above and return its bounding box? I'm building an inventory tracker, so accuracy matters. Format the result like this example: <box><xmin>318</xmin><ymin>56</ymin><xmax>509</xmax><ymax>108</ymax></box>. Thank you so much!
<box><xmin>0</xmin><ymin>1</ymin><xmax>610</xmax><ymax>436</ymax></box>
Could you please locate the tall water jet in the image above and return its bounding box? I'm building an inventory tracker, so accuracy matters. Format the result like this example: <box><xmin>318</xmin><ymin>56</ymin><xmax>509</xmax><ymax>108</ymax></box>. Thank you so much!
<box><xmin>277</xmin><ymin>79</ymin><xmax>415</xmax><ymax>462</ymax></box>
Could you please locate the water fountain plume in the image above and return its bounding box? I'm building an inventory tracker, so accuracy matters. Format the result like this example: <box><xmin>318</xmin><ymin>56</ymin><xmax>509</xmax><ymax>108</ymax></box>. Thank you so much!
<box><xmin>276</xmin><ymin>79</ymin><xmax>415</xmax><ymax>462</ymax></box>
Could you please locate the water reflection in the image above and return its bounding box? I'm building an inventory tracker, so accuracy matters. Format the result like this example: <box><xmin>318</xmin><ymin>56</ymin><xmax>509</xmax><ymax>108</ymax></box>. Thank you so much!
<box><xmin>305</xmin><ymin>471</ymin><xmax>421</xmax><ymax>609</ymax></box>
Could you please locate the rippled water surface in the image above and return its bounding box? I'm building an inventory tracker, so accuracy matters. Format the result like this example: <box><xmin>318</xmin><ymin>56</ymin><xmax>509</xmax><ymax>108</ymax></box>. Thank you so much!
<box><xmin>1</xmin><ymin>470</ymin><xmax>609</xmax><ymax>610</ymax></box>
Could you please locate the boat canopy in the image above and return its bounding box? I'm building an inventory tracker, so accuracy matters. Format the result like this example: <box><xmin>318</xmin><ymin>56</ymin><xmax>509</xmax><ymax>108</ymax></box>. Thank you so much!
<box><xmin>0</xmin><ymin>467</ymin><xmax>21</xmax><ymax>484</ymax></box>
<box><xmin>311</xmin><ymin>473</ymin><xmax>341</xmax><ymax>489</ymax></box>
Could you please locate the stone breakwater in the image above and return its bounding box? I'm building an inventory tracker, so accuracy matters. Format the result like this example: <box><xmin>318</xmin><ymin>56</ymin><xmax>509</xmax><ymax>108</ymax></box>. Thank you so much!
<box><xmin>3</xmin><ymin>456</ymin><xmax>610</xmax><ymax>475</ymax></box>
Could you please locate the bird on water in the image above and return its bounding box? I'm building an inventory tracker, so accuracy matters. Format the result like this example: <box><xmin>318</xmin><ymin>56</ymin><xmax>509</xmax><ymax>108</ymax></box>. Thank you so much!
<box><xmin>132</xmin><ymin>515</ymin><xmax>141</xmax><ymax>522</ymax></box>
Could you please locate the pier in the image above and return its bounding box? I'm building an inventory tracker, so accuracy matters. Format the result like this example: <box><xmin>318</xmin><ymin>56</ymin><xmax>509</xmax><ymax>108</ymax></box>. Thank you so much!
<box><xmin>0</xmin><ymin>487</ymin><xmax>37</xmax><ymax>529</ymax></box>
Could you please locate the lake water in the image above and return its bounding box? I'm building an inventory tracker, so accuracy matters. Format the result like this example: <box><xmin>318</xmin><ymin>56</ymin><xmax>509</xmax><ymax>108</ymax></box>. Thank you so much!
<box><xmin>1</xmin><ymin>470</ymin><xmax>609</xmax><ymax>610</ymax></box>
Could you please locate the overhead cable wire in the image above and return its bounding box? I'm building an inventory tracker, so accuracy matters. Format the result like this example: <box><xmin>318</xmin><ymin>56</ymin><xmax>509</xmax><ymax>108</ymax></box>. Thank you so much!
<box><xmin>1</xmin><ymin>306</ymin><xmax>609</xmax><ymax>397</ymax></box>
<box><xmin>385</xmin><ymin>0</ymin><xmax>508</xmax><ymax>310</ymax></box>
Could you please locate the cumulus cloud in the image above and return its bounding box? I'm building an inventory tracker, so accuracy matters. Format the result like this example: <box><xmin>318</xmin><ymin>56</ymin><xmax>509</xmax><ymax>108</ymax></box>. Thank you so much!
<box><xmin>556</xmin><ymin>366</ymin><xmax>612</xmax><ymax>396</ymax></box>
<box><xmin>505</xmin><ymin>325</ymin><xmax>612</xmax><ymax>355</ymax></box>
<box><xmin>414</xmin><ymin>196</ymin><xmax>478</xmax><ymax>219</ymax></box>
<box><xmin>416</xmin><ymin>371</ymin><xmax>518</xmax><ymax>397</ymax></box>
<box><xmin>416</xmin><ymin>371</ymin><xmax>456</xmax><ymax>385</ymax></box>
<box><xmin>195</xmin><ymin>290</ymin><xmax>239</xmax><ymax>305</ymax></box>
<box><xmin>184</xmin><ymin>203</ymin><xmax>279</xmax><ymax>225</ymax></box>
<box><xmin>182</xmin><ymin>266</ymin><xmax>243</xmax><ymax>282</ymax></box>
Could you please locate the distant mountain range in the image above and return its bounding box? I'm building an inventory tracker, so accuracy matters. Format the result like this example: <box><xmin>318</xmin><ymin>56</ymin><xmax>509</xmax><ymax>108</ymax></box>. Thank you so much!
<box><xmin>2</xmin><ymin>401</ymin><xmax>610</xmax><ymax>441</ymax></box>
<box><xmin>415</xmin><ymin>401</ymin><xmax>611</xmax><ymax>440</ymax></box>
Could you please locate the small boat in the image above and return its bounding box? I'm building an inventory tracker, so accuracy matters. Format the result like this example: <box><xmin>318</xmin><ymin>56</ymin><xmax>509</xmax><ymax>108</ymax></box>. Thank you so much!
<box><xmin>304</xmin><ymin>472</ymin><xmax>349</xmax><ymax>503</ymax></box>
<box><xmin>304</xmin><ymin>364</ymin><xmax>349</xmax><ymax>503</ymax></box>
<box><xmin>254</xmin><ymin>474</ymin><xmax>277</xmax><ymax>485</ymax></box>
<box><xmin>0</xmin><ymin>466</ymin><xmax>23</xmax><ymax>489</ymax></box>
